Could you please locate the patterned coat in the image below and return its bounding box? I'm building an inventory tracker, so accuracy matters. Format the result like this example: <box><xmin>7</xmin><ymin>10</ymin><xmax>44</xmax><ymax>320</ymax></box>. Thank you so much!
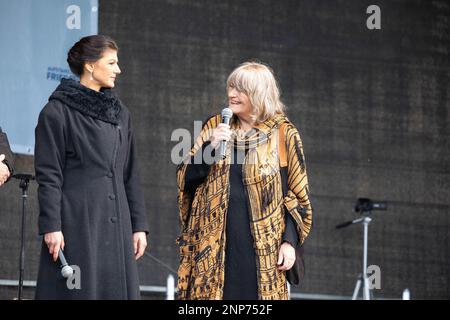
<box><xmin>176</xmin><ymin>113</ymin><xmax>312</xmax><ymax>300</ymax></box>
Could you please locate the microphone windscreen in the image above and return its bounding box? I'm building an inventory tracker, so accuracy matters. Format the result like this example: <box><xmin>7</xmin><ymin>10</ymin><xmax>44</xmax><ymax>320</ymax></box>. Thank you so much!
<box><xmin>61</xmin><ymin>265</ymin><xmax>74</xmax><ymax>278</ymax></box>
<box><xmin>221</xmin><ymin>108</ymin><xmax>233</xmax><ymax>121</ymax></box>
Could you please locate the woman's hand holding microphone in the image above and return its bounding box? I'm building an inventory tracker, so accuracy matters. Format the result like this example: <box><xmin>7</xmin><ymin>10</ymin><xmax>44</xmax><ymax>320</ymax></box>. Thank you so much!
<box><xmin>209</xmin><ymin>123</ymin><xmax>233</xmax><ymax>149</ymax></box>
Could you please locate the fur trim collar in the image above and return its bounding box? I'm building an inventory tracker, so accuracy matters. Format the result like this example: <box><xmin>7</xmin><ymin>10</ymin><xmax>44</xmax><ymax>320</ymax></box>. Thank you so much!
<box><xmin>49</xmin><ymin>78</ymin><xmax>122</xmax><ymax>124</ymax></box>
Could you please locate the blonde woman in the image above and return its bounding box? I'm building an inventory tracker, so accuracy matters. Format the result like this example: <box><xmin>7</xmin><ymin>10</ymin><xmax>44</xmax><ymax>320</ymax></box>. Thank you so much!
<box><xmin>177</xmin><ymin>62</ymin><xmax>313</xmax><ymax>300</ymax></box>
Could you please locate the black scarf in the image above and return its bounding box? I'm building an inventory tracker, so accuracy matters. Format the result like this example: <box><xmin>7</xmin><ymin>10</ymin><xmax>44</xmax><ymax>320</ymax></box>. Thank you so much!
<box><xmin>49</xmin><ymin>78</ymin><xmax>122</xmax><ymax>124</ymax></box>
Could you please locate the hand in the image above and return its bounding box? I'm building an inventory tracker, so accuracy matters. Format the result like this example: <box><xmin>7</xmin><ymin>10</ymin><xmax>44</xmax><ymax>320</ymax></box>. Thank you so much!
<box><xmin>0</xmin><ymin>154</ymin><xmax>10</xmax><ymax>186</ymax></box>
<box><xmin>133</xmin><ymin>232</ymin><xmax>147</xmax><ymax>260</ymax></box>
<box><xmin>209</xmin><ymin>123</ymin><xmax>232</xmax><ymax>149</ymax></box>
<box><xmin>277</xmin><ymin>242</ymin><xmax>296</xmax><ymax>271</ymax></box>
<box><xmin>44</xmin><ymin>231</ymin><xmax>65</xmax><ymax>262</ymax></box>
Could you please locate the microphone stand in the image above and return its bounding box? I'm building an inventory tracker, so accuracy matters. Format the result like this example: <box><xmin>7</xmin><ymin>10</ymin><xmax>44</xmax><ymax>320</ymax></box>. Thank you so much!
<box><xmin>12</xmin><ymin>173</ymin><xmax>35</xmax><ymax>300</ymax></box>
<box><xmin>336</xmin><ymin>212</ymin><xmax>373</xmax><ymax>300</ymax></box>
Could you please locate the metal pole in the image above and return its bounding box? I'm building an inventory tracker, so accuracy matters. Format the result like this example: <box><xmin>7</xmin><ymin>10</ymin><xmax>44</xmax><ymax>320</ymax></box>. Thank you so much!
<box><xmin>402</xmin><ymin>288</ymin><xmax>411</xmax><ymax>300</ymax></box>
<box><xmin>18</xmin><ymin>184</ymin><xmax>27</xmax><ymax>300</ymax></box>
<box><xmin>166</xmin><ymin>274</ymin><xmax>175</xmax><ymax>300</ymax></box>
<box><xmin>352</xmin><ymin>275</ymin><xmax>361</xmax><ymax>300</ymax></box>
<box><xmin>362</xmin><ymin>216</ymin><xmax>371</xmax><ymax>300</ymax></box>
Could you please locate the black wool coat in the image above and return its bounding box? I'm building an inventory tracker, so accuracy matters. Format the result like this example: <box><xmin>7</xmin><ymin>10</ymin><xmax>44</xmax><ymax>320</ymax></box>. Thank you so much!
<box><xmin>34</xmin><ymin>79</ymin><xmax>149</xmax><ymax>299</ymax></box>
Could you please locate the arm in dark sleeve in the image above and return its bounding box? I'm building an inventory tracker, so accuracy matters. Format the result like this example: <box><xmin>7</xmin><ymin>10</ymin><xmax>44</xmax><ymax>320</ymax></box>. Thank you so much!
<box><xmin>34</xmin><ymin>103</ymin><xmax>66</xmax><ymax>235</ymax></box>
<box><xmin>283</xmin><ymin>211</ymin><xmax>299</xmax><ymax>247</ymax></box>
<box><xmin>123</xmin><ymin>114</ymin><xmax>149</xmax><ymax>234</ymax></box>
<box><xmin>3</xmin><ymin>160</ymin><xmax>13</xmax><ymax>176</ymax></box>
<box><xmin>0</xmin><ymin>128</ymin><xmax>14</xmax><ymax>182</ymax></box>
<box><xmin>1</xmin><ymin>159</ymin><xmax>13</xmax><ymax>183</ymax></box>
<box><xmin>184</xmin><ymin>141</ymin><xmax>215</xmax><ymax>194</ymax></box>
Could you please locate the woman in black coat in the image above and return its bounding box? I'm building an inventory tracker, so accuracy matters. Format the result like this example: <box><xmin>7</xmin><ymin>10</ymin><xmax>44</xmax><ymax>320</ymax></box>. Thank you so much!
<box><xmin>35</xmin><ymin>35</ymin><xmax>149</xmax><ymax>299</ymax></box>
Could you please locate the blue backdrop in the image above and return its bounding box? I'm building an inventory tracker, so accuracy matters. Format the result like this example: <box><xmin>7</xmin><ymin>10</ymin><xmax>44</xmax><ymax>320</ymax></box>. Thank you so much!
<box><xmin>0</xmin><ymin>0</ymin><xmax>98</xmax><ymax>154</ymax></box>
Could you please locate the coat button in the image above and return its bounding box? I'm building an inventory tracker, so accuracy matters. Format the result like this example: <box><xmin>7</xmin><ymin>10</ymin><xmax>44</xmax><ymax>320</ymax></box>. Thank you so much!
<box><xmin>107</xmin><ymin>172</ymin><xmax>113</xmax><ymax>178</ymax></box>
<box><xmin>110</xmin><ymin>217</ymin><xmax>117</xmax><ymax>223</ymax></box>
<box><xmin>109</xmin><ymin>194</ymin><xmax>116</xmax><ymax>200</ymax></box>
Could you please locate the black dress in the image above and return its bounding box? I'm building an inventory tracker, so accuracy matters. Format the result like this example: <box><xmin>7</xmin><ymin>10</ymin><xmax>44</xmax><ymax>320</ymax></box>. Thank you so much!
<box><xmin>185</xmin><ymin>141</ymin><xmax>297</xmax><ymax>300</ymax></box>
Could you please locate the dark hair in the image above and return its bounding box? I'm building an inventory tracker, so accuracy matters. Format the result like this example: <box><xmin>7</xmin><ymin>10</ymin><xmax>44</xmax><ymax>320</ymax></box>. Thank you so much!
<box><xmin>67</xmin><ymin>35</ymin><xmax>118</xmax><ymax>76</ymax></box>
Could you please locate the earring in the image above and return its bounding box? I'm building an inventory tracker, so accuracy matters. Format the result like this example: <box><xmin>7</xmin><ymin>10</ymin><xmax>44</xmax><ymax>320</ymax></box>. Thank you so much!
<box><xmin>89</xmin><ymin>72</ymin><xmax>93</xmax><ymax>81</ymax></box>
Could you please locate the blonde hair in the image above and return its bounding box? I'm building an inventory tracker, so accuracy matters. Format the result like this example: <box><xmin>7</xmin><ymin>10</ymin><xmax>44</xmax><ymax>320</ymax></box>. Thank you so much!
<box><xmin>227</xmin><ymin>61</ymin><xmax>285</xmax><ymax>124</ymax></box>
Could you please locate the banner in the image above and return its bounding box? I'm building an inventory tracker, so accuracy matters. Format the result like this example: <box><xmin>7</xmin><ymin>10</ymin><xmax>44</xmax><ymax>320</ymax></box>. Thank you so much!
<box><xmin>0</xmin><ymin>0</ymin><xmax>98</xmax><ymax>155</ymax></box>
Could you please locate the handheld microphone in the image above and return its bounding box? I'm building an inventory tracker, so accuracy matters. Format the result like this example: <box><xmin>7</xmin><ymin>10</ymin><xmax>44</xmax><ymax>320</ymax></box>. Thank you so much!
<box><xmin>219</xmin><ymin>107</ymin><xmax>233</xmax><ymax>159</ymax></box>
<box><xmin>58</xmin><ymin>250</ymin><xmax>74</xmax><ymax>278</ymax></box>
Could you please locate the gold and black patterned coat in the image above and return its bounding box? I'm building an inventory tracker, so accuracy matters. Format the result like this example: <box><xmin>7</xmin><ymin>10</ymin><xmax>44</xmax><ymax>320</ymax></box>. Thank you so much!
<box><xmin>176</xmin><ymin>113</ymin><xmax>312</xmax><ymax>300</ymax></box>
